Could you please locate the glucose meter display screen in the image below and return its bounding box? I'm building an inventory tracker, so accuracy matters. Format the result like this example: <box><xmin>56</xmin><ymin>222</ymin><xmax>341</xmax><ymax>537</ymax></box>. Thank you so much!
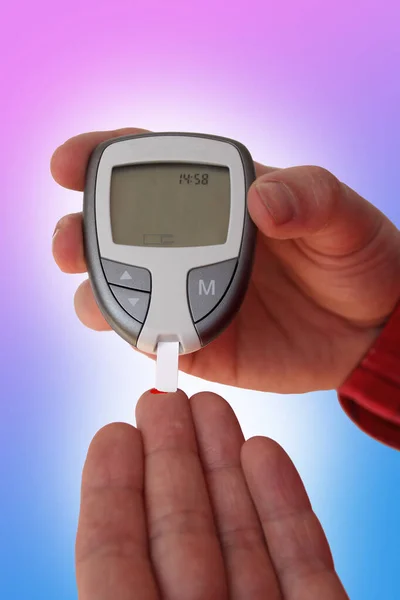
<box><xmin>110</xmin><ymin>163</ymin><xmax>230</xmax><ymax>247</ymax></box>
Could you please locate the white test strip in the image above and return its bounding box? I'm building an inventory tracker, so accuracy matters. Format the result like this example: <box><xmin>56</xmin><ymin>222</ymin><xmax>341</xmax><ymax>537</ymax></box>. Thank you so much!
<box><xmin>155</xmin><ymin>341</ymin><xmax>180</xmax><ymax>392</ymax></box>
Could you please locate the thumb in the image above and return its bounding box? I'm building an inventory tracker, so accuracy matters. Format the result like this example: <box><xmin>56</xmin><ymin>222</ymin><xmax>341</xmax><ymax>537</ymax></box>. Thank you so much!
<box><xmin>248</xmin><ymin>165</ymin><xmax>396</xmax><ymax>256</ymax></box>
<box><xmin>247</xmin><ymin>165</ymin><xmax>400</xmax><ymax>324</ymax></box>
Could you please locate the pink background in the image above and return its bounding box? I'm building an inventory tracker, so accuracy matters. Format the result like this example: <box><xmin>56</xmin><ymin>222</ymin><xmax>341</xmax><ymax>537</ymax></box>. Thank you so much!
<box><xmin>1</xmin><ymin>1</ymin><xmax>399</xmax><ymax>598</ymax></box>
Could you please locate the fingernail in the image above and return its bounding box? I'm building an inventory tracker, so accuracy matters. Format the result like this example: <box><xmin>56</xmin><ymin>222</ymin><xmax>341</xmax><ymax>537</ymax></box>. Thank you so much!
<box><xmin>255</xmin><ymin>181</ymin><xmax>296</xmax><ymax>225</ymax></box>
<box><xmin>52</xmin><ymin>220</ymin><xmax>61</xmax><ymax>238</ymax></box>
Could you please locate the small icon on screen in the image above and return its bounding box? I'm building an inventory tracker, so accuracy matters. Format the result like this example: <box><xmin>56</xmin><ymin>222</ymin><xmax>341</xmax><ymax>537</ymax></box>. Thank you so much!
<box><xmin>143</xmin><ymin>234</ymin><xmax>175</xmax><ymax>246</ymax></box>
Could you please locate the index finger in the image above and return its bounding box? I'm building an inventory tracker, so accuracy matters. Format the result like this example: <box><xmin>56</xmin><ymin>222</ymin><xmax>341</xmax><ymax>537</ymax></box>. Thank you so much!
<box><xmin>51</xmin><ymin>127</ymin><xmax>278</xmax><ymax>192</ymax></box>
<box><xmin>50</xmin><ymin>127</ymin><xmax>149</xmax><ymax>191</ymax></box>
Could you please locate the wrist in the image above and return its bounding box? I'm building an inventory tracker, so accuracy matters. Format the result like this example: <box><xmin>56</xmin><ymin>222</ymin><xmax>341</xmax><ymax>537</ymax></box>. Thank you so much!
<box><xmin>337</xmin><ymin>299</ymin><xmax>400</xmax><ymax>449</ymax></box>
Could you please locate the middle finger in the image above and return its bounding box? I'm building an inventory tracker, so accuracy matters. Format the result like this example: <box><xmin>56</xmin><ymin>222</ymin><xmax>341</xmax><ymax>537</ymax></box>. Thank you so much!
<box><xmin>136</xmin><ymin>390</ymin><xmax>228</xmax><ymax>600</ymax></box>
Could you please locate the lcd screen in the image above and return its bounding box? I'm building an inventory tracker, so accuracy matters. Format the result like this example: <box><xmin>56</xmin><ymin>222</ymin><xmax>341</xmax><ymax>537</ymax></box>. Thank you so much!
<box><xmin>110</xmin><ymin>163</ymin><xmax>230</xmax><ymax>247</ymax></box>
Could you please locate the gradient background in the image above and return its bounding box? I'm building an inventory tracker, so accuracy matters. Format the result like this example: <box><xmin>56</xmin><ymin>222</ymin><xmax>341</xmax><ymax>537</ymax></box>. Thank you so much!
<box><xmin>1</xmin><ymin>1</ymin><xmax>399</xmax><ymax>598</ymax></box>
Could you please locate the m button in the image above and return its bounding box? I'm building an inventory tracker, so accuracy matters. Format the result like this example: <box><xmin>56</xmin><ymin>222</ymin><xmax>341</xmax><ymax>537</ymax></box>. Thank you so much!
<box><xmin>188</xmin><ymin>259</ymin><xmax>237</xmax><ymax>322</ymax></box>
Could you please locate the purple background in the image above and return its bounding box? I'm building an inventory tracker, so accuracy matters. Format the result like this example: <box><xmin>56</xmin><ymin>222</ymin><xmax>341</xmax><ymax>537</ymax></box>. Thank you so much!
<box><xmin>1</xmin><ymin>1</ymin><xmax>399</xmax><ymax>598</ymax></box>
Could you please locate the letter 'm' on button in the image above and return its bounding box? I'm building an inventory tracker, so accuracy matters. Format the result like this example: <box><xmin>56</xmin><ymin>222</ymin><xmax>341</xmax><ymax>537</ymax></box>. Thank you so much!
<box><xmin>188</xmin><ymin>259</ymin><xmax>237</xmax><ymax>322</ymax></box>
<box><xmin>199</xmin><ymin>279</ymin><xmax>216</xmax><ymax>296</ymax></box>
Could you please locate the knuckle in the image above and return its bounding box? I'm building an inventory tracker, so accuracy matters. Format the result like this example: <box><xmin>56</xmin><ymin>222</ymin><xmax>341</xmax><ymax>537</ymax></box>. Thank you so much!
<box><xmin>305</xmin><ymin>166</ymin><xmax>341</xmax><ymax>196</ymax></box>
<box><xmin>57</xmin><ymin>212</ymin><xmax>80</xmax><ymax>230</ymax></box>
<box><xmin>76</xmin><ymin>487</ymin><xmax>144</xmax><ymax>565</ymax></box>
<box><xmin>75</xmin><ymin>534</ymin><xmax>139</xmax><ymax>565</ymax></box>
<box><xmin>76</xmin><ymin>530</ymin><xmax>142</xmax><ymax>565</ymax></box>
<box><xmin>149</xmin><ymin>507</ymin><xmax>214</xmax><ymax>543</ymax></box>
<box><xmin>218</xmin><ymin>524</ymin><xmax>266</xmax><ymax>552</ymax></box>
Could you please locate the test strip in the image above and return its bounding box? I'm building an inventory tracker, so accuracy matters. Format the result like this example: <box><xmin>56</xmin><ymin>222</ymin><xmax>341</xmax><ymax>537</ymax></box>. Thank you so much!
<box><xmin>155</xmin><ymin>341</ymin><xmax>179</xmax><ymax>392</ymax></box>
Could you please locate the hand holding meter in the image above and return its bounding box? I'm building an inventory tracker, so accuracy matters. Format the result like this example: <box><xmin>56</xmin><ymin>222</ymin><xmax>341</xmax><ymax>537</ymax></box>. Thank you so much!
<box><xmin>83</xmin><ymin>133</ymin><xmax>256</xmax><ymax>374</ymax></box>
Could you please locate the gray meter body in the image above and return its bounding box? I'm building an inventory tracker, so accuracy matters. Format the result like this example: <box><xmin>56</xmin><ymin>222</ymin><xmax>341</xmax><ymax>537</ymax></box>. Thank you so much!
<box><xmin>84</xmin><ymin>132</ymin><xmax>256</xmax><ymax>355</ymax></box>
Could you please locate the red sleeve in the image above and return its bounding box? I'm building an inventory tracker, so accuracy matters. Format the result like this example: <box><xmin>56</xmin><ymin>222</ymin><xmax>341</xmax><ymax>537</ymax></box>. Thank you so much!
<box><xmin>338</xmin><ymin>301</ymin><xmax>400</xmax><ymax>450</ymax></box>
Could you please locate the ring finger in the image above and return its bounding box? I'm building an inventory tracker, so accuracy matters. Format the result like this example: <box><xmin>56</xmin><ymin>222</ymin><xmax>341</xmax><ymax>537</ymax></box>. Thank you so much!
<box><xmin>190</xmin><ymin>392</ymin><xmax>282</xmax><ymax>599</ymax></box>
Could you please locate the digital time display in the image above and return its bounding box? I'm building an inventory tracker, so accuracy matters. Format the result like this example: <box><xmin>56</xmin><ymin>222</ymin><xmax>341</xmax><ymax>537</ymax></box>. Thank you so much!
<box><xmin>110</xmin><ymin>162</ymin><xmax>230</xmax><ymax>248</ymax></box>
<box><xmin>179</xmin><ymin>173</ymin><xmax>209</xmax><ymax>185</ymax></box>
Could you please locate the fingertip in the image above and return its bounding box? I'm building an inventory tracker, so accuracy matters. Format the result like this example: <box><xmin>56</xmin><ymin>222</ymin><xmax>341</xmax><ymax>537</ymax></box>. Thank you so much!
<box><xmin>139</xmin><ymin>387</ymin><xmax>188</xmax><ymax>399</ymax></box>
<box><xmin>50</xmin><ymin>144</ymin><xmax>63</xmax><ymax>183</ymax></box>
<box><xmin>87</xmin><ymin>421</ymin><xmax>139</xmax><ymax>456</ymax></box>
<box><xmin>52</xmin><ymin>213</ymin><xmax>86</xmax><ymax>273</ymax></box>
<box><xmin>241</xmin><ymin>436</ymin><xmax>297</xmax><ymax>482</ymax></box>
<box><xmin>74</xmin><ymin>279</ymin><xmax>111</xmax><ymax>331</ymax></box>
<box><xmin>247</xmin><ymin>181</ymin><xmax>279</xmax><ymax>233</ymax></box>
<box><xmin>135</xmin><ymin>388</ymin><xmax>188</xmax><ymax>417</ymax></box>
<box><xmin>50</xmin><ymin>141</ymin><xmax>83</xmax><ymax>190</ymax></box>
<box><xmin>190</xmin><ymin>391</ymin><xmax>236</xmax><ymax>422</ymax></box>
<box><xmin>241</xmin><ymin>435</ymin><xmax>286</xmax><ymax>465</ymax></box>
<box><xmin>51</xmin><ymin>128</ymin><xmax>150</xmax><ymax>190</ymax></box>
<box><xmin>190</xmin><ymin>390</ymin><xmax>227</xmax><ymax>407</ymax></box>
<box><xmin>82</xmin><ymin>422</ymin><xmax>142</xmax><ymax>489</ymax></box>
<box><xmin>254</xmin><ymin>162</ymin><xmax>282</xmax><ymax>178</ymax></box>
<box><xmin>190</xmin><ymin>391</ymin><xmax>245</xmax><ymax>467</ymax></box>
<box><xmin>136</xmin><ymin>388</ymin><xmax>188</xmax><ymax>410</ymax></box>
<box><xmin>248</xmin><ymin>166</ymin><xmax>338</xmax><ymax>239</ymax></box>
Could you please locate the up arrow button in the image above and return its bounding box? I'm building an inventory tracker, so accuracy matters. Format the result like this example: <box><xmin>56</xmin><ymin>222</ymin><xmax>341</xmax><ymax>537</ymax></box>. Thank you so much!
<box><xmin>120</xmin><ymin>270</ymin><xmax>132</xmax><ymax>280</ymax></box>
<box><xmin>101</xmin><ymin>259</ymin><xmax>151</xmax><ymax>292</ymax></box>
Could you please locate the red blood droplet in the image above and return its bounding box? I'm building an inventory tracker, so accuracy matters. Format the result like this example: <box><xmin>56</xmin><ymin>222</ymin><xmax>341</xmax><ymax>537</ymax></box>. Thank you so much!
<box><xmin>150</xmin><ymin>388</ymin><xmax>167</xmax><ymax>394</ymax></box>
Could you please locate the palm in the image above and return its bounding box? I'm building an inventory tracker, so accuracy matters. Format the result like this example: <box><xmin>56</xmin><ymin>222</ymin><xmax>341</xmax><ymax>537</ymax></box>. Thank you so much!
<box><xmin>182</xmin><ymin>231</ymin><xmax>393</xmax><ymax>393</ymax></box>
<box><xmin>76</xmin><ymin>390</ymin><xmax>349</xmax><ymax>600</ymax></box>
<box><xmin>51</xmin><ymin>128</ymin><xmax>400</xmax><ymax>394</ymax></box>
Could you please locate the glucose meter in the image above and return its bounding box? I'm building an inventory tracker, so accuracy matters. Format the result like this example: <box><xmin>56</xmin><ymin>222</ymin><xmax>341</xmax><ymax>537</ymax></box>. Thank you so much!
<box><xmin>83</xmin><ymin>132</ymin><xmax>256</xmax><ymax>357</ymax></box>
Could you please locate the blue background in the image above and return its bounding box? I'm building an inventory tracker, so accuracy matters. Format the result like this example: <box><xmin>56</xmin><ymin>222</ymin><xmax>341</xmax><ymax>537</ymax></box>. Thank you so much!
<box><xmin>1</xmin><ymin>1</ymin><xmax>399</xmax><ymax>598</ymax></box>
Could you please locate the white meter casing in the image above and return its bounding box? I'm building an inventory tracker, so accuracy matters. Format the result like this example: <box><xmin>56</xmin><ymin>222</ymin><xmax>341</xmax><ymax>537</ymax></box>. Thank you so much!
<box><xmin>84</xmin><ymin>133</ymin><xmax>256</xmax><ymax>355</ymax></box>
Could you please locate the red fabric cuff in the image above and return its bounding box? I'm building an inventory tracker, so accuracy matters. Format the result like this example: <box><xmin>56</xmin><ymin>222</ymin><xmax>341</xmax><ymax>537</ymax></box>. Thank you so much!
<box><xmin>338</xmin><ymin>301</ymin><xmax>400</xmax><ymax>450</ymax></box>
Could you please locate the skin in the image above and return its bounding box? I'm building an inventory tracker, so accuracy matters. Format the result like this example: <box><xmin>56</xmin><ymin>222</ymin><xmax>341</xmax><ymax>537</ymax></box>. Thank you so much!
<box><xmin>76</xmin><ymin>390</ymin><xmax>350</xmax><ymax>600</ymax></box>
<box><xmin>51</xmin><ymin>128</ymin><xmax>400</xmax><ymax>598</ymax></box>
<box><xmin>51</xmin><ymin>128</ymin><xmax>400</xmax><ymax>393</ymax></box>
